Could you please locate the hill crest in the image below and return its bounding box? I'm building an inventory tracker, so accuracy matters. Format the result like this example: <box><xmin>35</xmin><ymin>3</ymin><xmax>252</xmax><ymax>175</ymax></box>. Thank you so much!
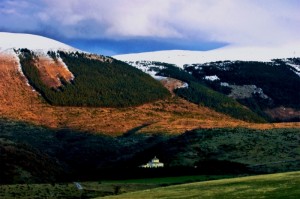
<box><xmin>114</xmin><ymin>44</ymin><xmax>300</xmax><ymax>68</ymax></box>
<box><xmin>0</xmin><ymin>32</ymin><xmax>76</xmax><ymax>53</ymax></box>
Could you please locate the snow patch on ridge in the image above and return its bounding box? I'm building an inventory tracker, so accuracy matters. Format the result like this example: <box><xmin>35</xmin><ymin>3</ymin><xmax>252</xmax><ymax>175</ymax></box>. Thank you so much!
<box><xmin>286</xmin><ymin>63</ymin><xmax>300</xmax><ymax>77</ymax></box>
<box><xmin>126</xmin><ymin>60</ymin><xmax>167</xmax><ymax>80</ymax></box>
<box><xmin>204</xmin><ymin>75</ymin><xmax>220</xmax><ymax>81</ymax></box>
<box><xmin>114</xmin><ymin>44</ymin><xmax>300</xmax><ymax>68</ymax></box>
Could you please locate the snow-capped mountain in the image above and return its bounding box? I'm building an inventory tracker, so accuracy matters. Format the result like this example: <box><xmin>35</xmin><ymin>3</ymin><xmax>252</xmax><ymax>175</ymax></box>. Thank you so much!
<box><xmin>0</xmin><ymin>32</ymin><xmax>78</xmax><ymax>89</ymax></box>
<box><xmin>0</xmin><ymin>32</ymin><xmax>169</xmax><ymax>109</ymax></box>
<box><xmin>114</xmin><ymin>44</ymin><xmax>300</xmax><ymax>68</ymax></box>
<box><xmin>0</xmin><ymin>32</ymin><xmax>299</xmax><ymax>122</ymax></box>
<box><xmin>113</xmin><ymin>43</ymin><xmax>300</xmax><ymax>84</ymax></box>
<box><xmin>0</xmin><ymin>32</ymin><xmax>76</xmax><ymax>53</ymax></box>
<box><xmin>114</xmin><ymin>45</ymin><xmax>300</xmax><ymax>122</ymax></box>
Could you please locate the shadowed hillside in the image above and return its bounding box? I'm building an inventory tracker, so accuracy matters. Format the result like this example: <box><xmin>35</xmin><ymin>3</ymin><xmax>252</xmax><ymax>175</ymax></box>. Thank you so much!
<box><xmin>1</xmin><ymin>119</ymin><xmax>299</xmax><ymax>184</ymax></box>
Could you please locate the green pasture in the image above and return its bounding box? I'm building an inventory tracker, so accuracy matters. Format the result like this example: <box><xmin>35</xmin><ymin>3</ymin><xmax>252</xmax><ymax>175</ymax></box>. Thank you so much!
<box><xmin>102</xmin><ymin>171</ymin><xmax>300</xmax><ymax>199</ymax></box>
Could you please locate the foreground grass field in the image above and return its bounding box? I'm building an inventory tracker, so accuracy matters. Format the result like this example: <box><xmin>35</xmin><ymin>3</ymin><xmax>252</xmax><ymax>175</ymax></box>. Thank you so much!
<box><xmin>0</xmin><ymin>175</ymin><xmax>235</xmax><ymax>199</ymax></box>
<box><xmin>103</xmin><ymin>175</ymin><xmax>236</xmax><ymax>185</ymax></box>
<box><xmin>101</xmin><ymin>171</ymin><xmax>300</xmax><ymax>199</ymax></box>
<box><xmin>0</xmin><ymin>182</ymin><xmax>159</xmax><ymax>199</ymax></box>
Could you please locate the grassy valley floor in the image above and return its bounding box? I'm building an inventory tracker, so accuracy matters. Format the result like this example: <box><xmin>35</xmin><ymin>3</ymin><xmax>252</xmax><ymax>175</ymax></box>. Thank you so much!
<box><xmin>1</xmin><ymin>172</ymin><xmax>299</xmax><ymax>198</ymax></box>
<box><xmin>101</xmin><ymin>171</ymin><xmax>300</xmax><ymax>199</ymax></box>
<box><xmin>0</xmin><ymin>175</ymin><xmax>238</xmax><ymax>199</ymax></box>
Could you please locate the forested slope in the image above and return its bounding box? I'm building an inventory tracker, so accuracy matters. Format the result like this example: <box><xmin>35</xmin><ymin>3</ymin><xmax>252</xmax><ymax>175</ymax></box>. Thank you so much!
<box><xmin>18</xmin><ymin>49</ymin><xmax>170</xmax><ymax>107</ymax></box>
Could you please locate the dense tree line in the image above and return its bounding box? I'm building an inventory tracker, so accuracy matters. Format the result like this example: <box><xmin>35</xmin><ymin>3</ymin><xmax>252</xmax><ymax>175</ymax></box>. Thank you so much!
<box><xmin>18</xmin><ymin>49</ymin><xmax>170</xmax><ymax>107</ymax></box>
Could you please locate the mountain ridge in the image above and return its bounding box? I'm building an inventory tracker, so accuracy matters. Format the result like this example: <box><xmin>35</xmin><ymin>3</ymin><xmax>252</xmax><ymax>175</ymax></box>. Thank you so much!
<box><xmin>0</xmin><ymin>32</ymin><xmax>76</xmax><ymax>52</ymax></box>
<box><xmin>114</xmin><ymin>44</ymin><xmax>300</xmax><ymax>68</ymax></box>
<box><xmin>0</xmin><ymin>32</ymin><xmax>299</xmax><ymax>134</ymax></box>
<box><xmin>118</xmin><ymin>59</ymin><xmax>300</xmax><ymax>122</ymax></box>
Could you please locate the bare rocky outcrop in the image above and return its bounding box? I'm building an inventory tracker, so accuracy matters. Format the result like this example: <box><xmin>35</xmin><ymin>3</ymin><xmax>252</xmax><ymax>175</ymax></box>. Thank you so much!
<box><xmin>85</xmin><ymin>54</ymin><xmax>113</xmax><ymax>63</ymax></box>
<box><xmin>160</xmin><ymin>78</ymin><xmax>188</xmax><ymax>94</ymax></box>
<box><xmin>266</xmin><ymin>107</ymin><xmax>300</xmax><ymax>122</ymax></box>
<box><xmin>33</xmin><ymin>54</ymin><xmax>74</xmax><ymax>88</ymax></box>
<box><xmin>228</xmin><ymin>85</ymin><xmax>269</xmax><ymax>99</ymax></box>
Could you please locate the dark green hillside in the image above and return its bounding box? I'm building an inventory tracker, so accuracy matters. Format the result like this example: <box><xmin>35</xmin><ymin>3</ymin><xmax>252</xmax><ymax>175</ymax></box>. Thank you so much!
<box><xmin>0</xmin><ymin>119</ymin><xmax>170</xmax><ymax>183</ymax></box>
<box><xmin>184</xmin><ymin>60</ymin><xmax>300</xmax><ymax>109</ymax></box>
<box><xmin>155</xmin><ymin>62</ymin><xmax>198</xmax><ymax>83</ymax></box>
<box><xmin>18</xmin><ymin>49</ymin><xmax>170</xmax><ymax>107</ymax></box>
<box><xmin>0</xmin><ymin>138</ymin><xmax>63</xmax><ymax>184</ymax></box>
<box><xmin>152</xmin><ymin>62</ymin><xmax>265</xmax><ymax>122</ymax></box>
<box><xmin>144</xmin><ymin>128</ymin><xmax>300</xmax><ymax>172</ymax></box>
<box><xmin>175</xmin><ymin>82</ymin><xmax>265</xmax><ymax>122</ymax></box>
<box><xmin>1</xmin><ymin>119</ymin><xmax>299</xmax><ymax>184</ymax></box>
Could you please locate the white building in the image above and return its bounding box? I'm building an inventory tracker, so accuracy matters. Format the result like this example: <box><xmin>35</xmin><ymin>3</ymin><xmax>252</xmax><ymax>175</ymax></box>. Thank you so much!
<box><xmin>140</xmin><ymin>156</ymin><xmax>164</xmax><ymax>168</ymax></box>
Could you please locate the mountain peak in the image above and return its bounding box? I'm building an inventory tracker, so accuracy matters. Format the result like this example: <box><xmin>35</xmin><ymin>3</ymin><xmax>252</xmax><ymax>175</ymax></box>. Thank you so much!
<box><xmin>0</xmin><ymin>32</ymin><xmax>76</xmax><ymax>52</ymax></box>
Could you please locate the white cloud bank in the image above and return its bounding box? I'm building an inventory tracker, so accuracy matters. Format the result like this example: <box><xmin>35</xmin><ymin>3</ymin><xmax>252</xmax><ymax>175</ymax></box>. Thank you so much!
<box><xmin>1</xmin><ymin>0</ymin><xmax>299</xmax><ymax>46</ymax></box>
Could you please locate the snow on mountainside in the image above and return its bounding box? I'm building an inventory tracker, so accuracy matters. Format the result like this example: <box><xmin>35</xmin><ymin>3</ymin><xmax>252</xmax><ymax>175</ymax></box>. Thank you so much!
<box><xmin>0</xmin><ymin>32</ymin><xmax>77</xmax><ymax>89</ymax></box>
<box><xmin>0</xmin><ymin>32</ymin><xmax>77</xmax><ymax>52</ymax></box>
<box><xmin>114</xmin><ymin>44</ymin><xmax>300</xmax><ymax>122</ymax></box>
<box><xmin>114</xmin><ymin>44</ymin><xmax>300</xmax><ymax>68</ymax></box>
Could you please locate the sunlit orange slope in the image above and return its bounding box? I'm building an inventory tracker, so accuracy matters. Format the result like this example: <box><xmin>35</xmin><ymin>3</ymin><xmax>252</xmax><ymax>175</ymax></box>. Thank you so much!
<box><xmin>1</xmin><ymin>52</ymin><xmax>299</xmax><ymax>135</ymax></box>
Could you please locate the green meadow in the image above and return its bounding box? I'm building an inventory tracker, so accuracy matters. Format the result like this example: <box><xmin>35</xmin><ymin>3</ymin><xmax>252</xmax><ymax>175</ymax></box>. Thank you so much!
<box><xmin>101</xmin><ymin>171</ymin><xmax>300</xmax><ymax>199</ymax></box>
<box><xmin>103</xmin><ymin>175</ymin><xmax>236</xmax><ymax>185</ymax></box>
<box><xmin>0</xmin><ymin>175</ymin><xmax>237</xmax><ymax>199</ymax></box>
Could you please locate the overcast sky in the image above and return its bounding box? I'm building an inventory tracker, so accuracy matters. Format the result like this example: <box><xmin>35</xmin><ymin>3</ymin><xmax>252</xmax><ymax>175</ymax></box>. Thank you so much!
<box><xmin>1</xmin><ymin>0</ymin><xmax>299</xmax><ymax>55</ymax></box>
